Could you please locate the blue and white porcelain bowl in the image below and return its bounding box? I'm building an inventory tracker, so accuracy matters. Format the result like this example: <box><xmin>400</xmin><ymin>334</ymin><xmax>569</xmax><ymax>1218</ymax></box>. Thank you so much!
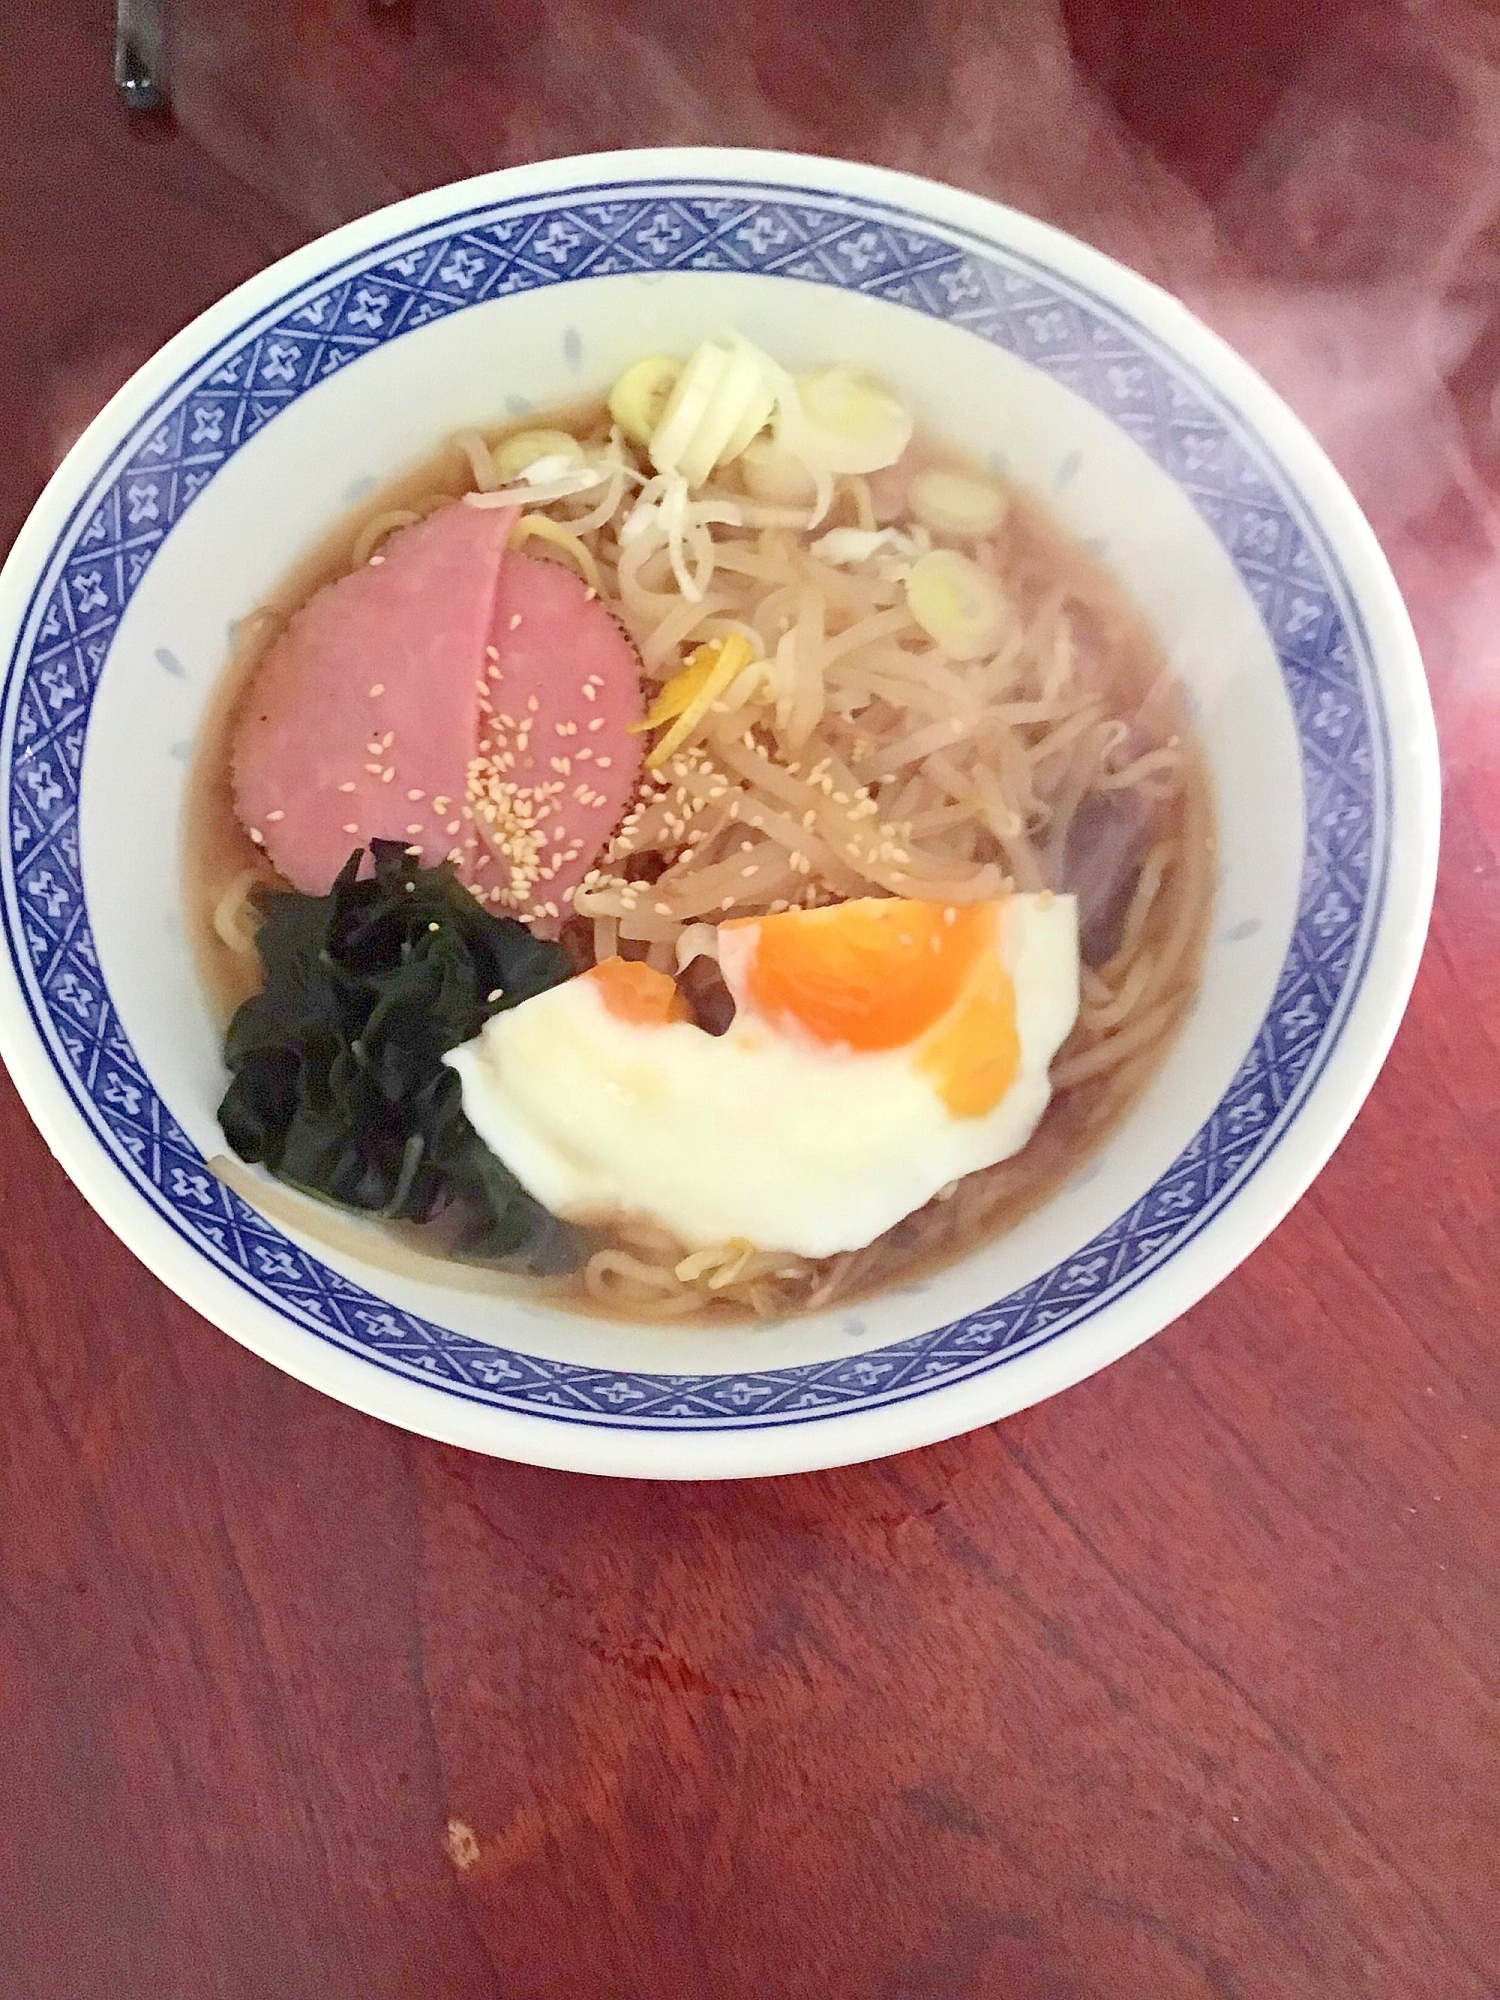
<box><xmin>0</xmin><ymin>150</ymin><xmax>1438</xmax><ymax>1477</ymax></box>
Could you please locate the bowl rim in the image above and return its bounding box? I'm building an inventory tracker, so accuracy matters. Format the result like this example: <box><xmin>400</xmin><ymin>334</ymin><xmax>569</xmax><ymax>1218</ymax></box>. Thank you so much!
<box><xmin>0</xmin><ymin>147</ymin><xmax>1439</xmax><ymax>1478</ymax></box>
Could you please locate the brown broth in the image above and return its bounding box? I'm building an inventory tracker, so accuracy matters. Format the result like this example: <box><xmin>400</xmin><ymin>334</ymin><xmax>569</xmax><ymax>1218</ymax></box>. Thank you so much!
<box><xmin>183</xmin><ymin>403</ymin><xmax>1214</xmax><ymax>1322</ymax></box>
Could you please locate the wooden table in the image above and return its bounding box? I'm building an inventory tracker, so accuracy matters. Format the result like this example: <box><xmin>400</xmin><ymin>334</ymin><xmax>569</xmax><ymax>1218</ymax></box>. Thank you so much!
<box><xmin>3</xmin><ymin>3</ymin><xmax>1497</xmax><ymax>1994</ymax></box>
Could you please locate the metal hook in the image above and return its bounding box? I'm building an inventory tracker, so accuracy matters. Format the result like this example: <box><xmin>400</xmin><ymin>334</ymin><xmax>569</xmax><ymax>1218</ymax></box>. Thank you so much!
<box><xmin>115</xmin><ymin>0</ymin><xmax>168</xmax><ymax>113</ymax></box>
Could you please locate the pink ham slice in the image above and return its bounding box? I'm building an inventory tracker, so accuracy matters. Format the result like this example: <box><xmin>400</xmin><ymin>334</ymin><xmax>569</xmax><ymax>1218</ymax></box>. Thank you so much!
<box><xmin>462</xmin><ymin>553</ymin><xmax>645</xmax><ymax>913</ymax></box>
<box><xmin>233</xmin><ymin>501</ymin><xmax>646</xmax><ymax>915</ymax></box>
<box><xmin>234</xmin><ymin>503</ymin><xmax>515</xmax><ymax>894</ymax></box>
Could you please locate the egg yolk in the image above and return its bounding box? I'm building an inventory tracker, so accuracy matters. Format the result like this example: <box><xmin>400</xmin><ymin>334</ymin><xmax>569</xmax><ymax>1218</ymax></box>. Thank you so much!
<box><xmin>587</xmin><ymin>957</ymin><xmax>692</xmax><ymax>1026</ymax></box>
<box><xmin>734</xmin><ymin>898</ymin><xmax>994</xmax><ymax>1051</ymax></box>
<box><xmin>915</xmin><ymin>957</ymin><xmax>1020</xmax><ymax>1116</ymax></box>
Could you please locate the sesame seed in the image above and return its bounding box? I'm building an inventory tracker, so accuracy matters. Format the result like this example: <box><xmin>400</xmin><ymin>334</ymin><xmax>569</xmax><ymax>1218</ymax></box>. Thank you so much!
<box><xmin>721</xmin><ymin>897</ymin><xmax>735</xmax><ymax>911</ymax></box>
<box><xmin>407</xmin><ymin>789</ymin><xmax>425</xmax><ymax>802</ymax></box>
<box><xmin>381</xmin><ymin>733</ymin><xmax>395</xmax><ymax>749</ymax></box>
<box><xmin>654</xmin><ymin>901</ymin><xmax>672</xmax><ymax>915</ymax></box>
<box><xmin>248</xmin><ymin>827</ymin><xmax>264</xmax><ymax>844</ymax></box>
<box><xmin>588</xmin><ymin>716</ymin><xmax>606</xmax><ymax>732</ymax></box>
<box><xmin>265</xmin><ymin>810</ymin><xmax>285</xmax><ymax>823</ymax></box>
<box><xmin>595</xmin><ymin>757</ymin><xmax>612</xmax><ymax>770</ymax></box>
<box><xmin>509</xmin><ymin>613</ymin><xmax>522</xmax><ymax>631</ymax></box>
<box><xmin>338</xmin><ymin>782</ymin><xmax>357</xmax><ymax>793</ymax></box>
<box><xmin>406</xmin><ymin>822</ymin><xmax>424</xmax><ymax>835</ymax></box>
<box><xmin>486</xmin><ymin>646</ymin><xmax>499</xmax><ymax>662</ymax></box>
<box><xmin>581</xmin><ymin>685</ymin><xmax>597</xmax><ymax>701</ymax></box>
<box><xmin>382</xmin><ymin>768</ymin><xmax>395</xmax><ymax>784</ymax></box>
<box><xmin>365</xmin><ymin>763</ymin><xmax>383</xmax><ymax>775</ymax></box>
<box><xmin>369</xmin><ymin>683</ymin><xmax>385</xmax><ymax>698</ymax></box>
<box><xmin>368</xmin><ymin>555</ymin><xmax>385</xmax><ymax>567</ymax></box>
<box><xmin>343</xmin><ymin>822</ymin><xmax>359</xmax><ymax>834</ymax></box>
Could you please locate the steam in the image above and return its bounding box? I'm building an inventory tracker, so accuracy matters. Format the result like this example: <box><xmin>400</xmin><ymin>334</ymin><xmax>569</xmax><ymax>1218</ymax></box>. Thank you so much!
<box><xmin>61</xmin><ymin>0</ymin><xmax>1500</xmax><ymax>750</ymax></box>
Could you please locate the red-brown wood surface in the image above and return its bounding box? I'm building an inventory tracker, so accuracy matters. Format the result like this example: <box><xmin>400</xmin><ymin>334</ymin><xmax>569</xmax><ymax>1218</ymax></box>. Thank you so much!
<box><xmin>2</xmin><ymin>3</ymin><xmax>1498</xmax><ymax>1994</ymax></box>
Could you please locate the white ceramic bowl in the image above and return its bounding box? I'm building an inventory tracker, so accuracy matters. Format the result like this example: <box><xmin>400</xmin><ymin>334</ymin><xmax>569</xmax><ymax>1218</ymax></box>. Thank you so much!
<box><xmin>0</xmin><ymin>149</ymin><xmax>1438</xmax><ymax>1478</ymax></box>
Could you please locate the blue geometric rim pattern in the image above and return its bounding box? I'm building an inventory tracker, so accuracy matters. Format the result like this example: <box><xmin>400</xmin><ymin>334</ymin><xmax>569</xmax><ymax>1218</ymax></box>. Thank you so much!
<box><xmin>1</xmin><ymin>178</ymin><xmax>1388</xmax><ymax>1430</ymax></box>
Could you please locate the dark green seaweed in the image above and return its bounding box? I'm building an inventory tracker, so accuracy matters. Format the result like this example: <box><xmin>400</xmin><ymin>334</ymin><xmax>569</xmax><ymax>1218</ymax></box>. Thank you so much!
<box><xmin>217</xmin><ymin>841</ymin><xmax>582</xmax><ymax>1270</ymax></box>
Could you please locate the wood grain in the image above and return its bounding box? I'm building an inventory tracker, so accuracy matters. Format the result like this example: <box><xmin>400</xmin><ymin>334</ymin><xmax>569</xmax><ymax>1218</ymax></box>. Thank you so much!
<box><xmin>1</xmin><ymin>2</ymin><xmax>1498</xmax><ymax>1994</ymax></box>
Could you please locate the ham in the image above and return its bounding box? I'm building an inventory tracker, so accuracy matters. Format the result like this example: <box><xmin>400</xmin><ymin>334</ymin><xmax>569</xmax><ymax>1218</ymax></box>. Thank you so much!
<box><xmin>232</xmin><ymin>502</ymin><xmax>646</xmax><ymax>915</ymax></box>
<box><xmin>462</xmin><ymin>555</ymin><xmax>645</xmax><ymax>914</ymax></box>
<box><xmin>234</xmin><ymin>504</ymin><xmax>515</xmax><ymax>895</ymax></box>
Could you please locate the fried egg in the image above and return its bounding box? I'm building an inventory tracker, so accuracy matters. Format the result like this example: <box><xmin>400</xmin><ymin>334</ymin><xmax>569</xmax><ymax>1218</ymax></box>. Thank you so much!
<box><xmin>446</xmin><ymin>894</ymin><xmax>1079</xmax><ymax>1259</ymax></box>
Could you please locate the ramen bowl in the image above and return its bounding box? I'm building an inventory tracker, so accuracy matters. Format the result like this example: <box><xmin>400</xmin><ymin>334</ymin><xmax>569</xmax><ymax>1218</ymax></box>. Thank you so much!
<box><xmin>0</xmin><ymin>148</ymin><xmax>1438</xmax><ymax>1478</ymax></box>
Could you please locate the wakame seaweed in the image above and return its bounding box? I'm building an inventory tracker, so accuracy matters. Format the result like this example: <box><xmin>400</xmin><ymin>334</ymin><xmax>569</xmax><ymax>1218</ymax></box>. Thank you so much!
<box><xmin>217</xmin><ymin>841</ymin><xmax>582</xmax><ymax>1270</ymax></box>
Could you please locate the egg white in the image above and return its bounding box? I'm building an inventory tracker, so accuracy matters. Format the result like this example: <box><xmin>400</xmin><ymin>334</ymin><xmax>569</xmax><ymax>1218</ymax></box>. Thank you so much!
<box><xmin>446</xmin><ymin>893</ymin><xmax>1079</xmax><ymax>1259</ymax></box>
